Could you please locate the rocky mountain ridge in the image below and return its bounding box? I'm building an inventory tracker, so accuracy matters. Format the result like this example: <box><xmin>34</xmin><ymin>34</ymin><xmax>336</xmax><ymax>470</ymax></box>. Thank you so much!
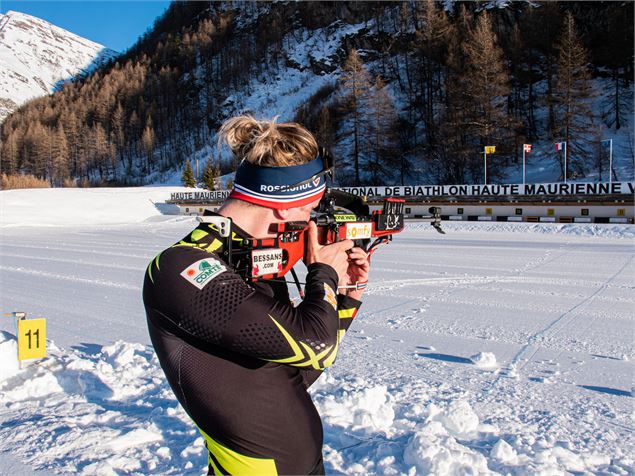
<box><xmin>0</xmin><ymin>10</ymin><xmax>118</xmax><ymax>123</ymax></box>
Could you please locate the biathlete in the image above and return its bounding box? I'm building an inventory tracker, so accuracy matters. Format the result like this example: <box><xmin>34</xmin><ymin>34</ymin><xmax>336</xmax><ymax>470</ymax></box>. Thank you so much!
<box><xmin>143</xmin><ymin>116</ymin><xmax>370</xmax><ymax>475</ymax></box>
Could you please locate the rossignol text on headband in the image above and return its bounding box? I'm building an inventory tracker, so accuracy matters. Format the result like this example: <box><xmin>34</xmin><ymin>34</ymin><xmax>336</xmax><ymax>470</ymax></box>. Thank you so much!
<box><xmin>229</xmin><ymin>151</ymin><xmax>333</xmax><ymax>209</ymax></box>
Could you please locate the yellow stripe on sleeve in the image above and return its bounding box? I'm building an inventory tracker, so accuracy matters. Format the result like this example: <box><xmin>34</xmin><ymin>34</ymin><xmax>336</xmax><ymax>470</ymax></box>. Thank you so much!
<box><xmin>338</xmin><ymin>308</ymin><xmax>356</xmax><ymax>319</ymax></box>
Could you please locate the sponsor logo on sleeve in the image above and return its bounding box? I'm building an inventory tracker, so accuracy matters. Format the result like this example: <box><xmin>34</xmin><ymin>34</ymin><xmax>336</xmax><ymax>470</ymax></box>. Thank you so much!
<box><xmin>180</xmin><ymin>258</ymin><xmax>226</xmax><ymax>289</ymax></box>
<box><xmin>323</xmin><ymin>283</ymin><xmax>338</xmax><ymax>311</ymax></box>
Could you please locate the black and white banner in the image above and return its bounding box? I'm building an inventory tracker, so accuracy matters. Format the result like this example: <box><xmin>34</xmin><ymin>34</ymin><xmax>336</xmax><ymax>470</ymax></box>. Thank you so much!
<box><xmin>170</xmin><ymin>181</ymin><xmax>634</xmax><ymax>202</ymax></box>
<box><xmin>338</xmin><ymin>181</ymin><xmax>635</xmax><ymax>198</ymax></box>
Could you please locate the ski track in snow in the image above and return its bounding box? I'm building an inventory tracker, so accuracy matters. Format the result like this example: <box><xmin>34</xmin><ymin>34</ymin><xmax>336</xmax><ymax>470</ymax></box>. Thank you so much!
<box><xmin>0</xmin><ymin>241</ymin><xmax>155</xmax><ymax>261</ymax></box>
<box><xmin>505</xmin><ymin>254</ymin><xmax>634</xmax><ymax>374</ymax></box>
<box><xmin>0</xmin><ymin>265</ymin><xmax>141</xmax><ymax>290</ymax></box>
<box><xmin>0</xmin><ymin>251</ymin><xmax>144</xmax><ymax>272</ymax></box>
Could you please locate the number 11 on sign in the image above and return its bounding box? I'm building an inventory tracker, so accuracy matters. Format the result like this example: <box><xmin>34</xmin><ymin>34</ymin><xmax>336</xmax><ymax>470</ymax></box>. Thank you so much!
<box><xmin>17</xmin><ymin>318</ymin><xmax>46</xmax><ymax>361</ymax></box>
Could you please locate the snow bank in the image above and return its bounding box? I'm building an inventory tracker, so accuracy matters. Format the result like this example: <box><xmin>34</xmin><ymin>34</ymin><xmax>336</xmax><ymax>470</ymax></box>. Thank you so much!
<box><xmin>0</xmin><ymin>331</ymin><xmax>20</xmax><ymax>382</ymax></box>
<box><xmin>0</xmin><ymin>187</ymin><xmax>187</xmax><ymax>227</ymax></box>
<box><xmin>403</xmin><ymin>422</ymin><xmax>494</xmax><ymax>475</ymax></box>
<box><xmin>0</xmin><ymin>333</ymin><xmax>202</xmax><ymax>475</ymax></box>
<box><xmin>318</xmin><ymin>384</ymin><xmax>396</xmax><ymax>435</ymax></box>
<box><xmin>0</xmin><ymin>332</ymin><xmax>624</xmax><ymax>475</ymax></box>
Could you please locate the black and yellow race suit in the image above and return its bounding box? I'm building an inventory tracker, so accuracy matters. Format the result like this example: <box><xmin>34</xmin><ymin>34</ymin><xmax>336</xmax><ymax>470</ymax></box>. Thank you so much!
<box><xmin>143</xmin><ymin>216</ymin><xmax>361</xmax><ymax>475</ymax></box>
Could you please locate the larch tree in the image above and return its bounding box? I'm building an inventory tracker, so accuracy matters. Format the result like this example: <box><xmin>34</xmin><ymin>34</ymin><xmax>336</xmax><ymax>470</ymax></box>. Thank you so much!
<box><xmin>315</xmin><ymin>106</ymin><xmax>335</xmax><ymax>153</ymax></box>
<box><xmin>338</xmin><ymin>49</ymin><xmax>372</xmax><ymax>185</ymax></box>
<box><xmin>90</xmin><ymin>123</ymin><xmax>109</xmax><ymax>182</ymax></box>
<box><xmin>127</xmin><ymin>110</ymin><xmax>140</xmax><ymax>170</ymax></box>
<box><xmin>414</xmin><ymin>0</ymin><xmax>451</xmax><ymax>146</ymax></box>
<box><xmin>1</xmin><ymin>131</ymin><xmax>19</xmax><ymax>174</ymax></box>
<box><xmin>25</xmin><ymin>122</ymin><xmax>50</xmax><ymax>179</ymax></box>
<box><xmin>523</xmin><ymin>3</ymin><xmax>563</xmax><ymax>140</ymax></box>
<box><xmin>437</xmin><ymin>7</ymin><xmax>474</xmax><ymax>184</ymax></box>
<box><xmin>50</xmin><ymin>124</ymin><xmax>69</xmax><ymax>186</ymax></box>
<box><xmin>111</xmin><ymin>102</ymin><xmax>125</xmax><ymax>169</ymax></box>
<box><xmin>141</xmin><ymin>121</ymin><xmax>155</xmax><ymax>173</ymax></box>
<box><xmin>64</xmin><ymin>110</ymin><xmax>81</xmax><ymax>177</ymax></box>
<box><xmin>461</xmin><ymin>11</ymin><xmax>512</xmax><ymax>182</ymax></box>
<box><xmin>367</xmin><ymin>76</ymin><xmax>400</xmax><ymax>185</ymax></box>
<box><xmin>505</xmin><ymin>23</ymin><xmax>529</xmax><ymax>164</ymax></box>
<box><xmin>554</xmin><ymin>11</ymin><xmax>596</xmax><ymax>179</ymax></box>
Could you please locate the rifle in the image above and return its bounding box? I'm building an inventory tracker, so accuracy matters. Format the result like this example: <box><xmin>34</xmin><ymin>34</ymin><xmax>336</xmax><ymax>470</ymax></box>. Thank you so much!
<box><xmin>198</xmin><ymin>188</ymin><xmax>444</xmax><ymax>289</ymax></box>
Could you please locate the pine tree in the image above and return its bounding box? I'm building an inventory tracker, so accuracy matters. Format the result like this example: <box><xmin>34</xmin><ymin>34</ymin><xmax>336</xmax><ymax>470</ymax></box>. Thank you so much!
<box><xmin>339</xmin><ymin>49</ymin><xmax>372</xmax><ymax>185</ymax></box>
<box><xmin>202</xmin><ymin>160</ymin><xmax>217</xmax><ymax>190</ymax></box>
<box><xmin>554</xmin><ymin>12</ymin><xmax>596</xmax><ymax>179</ymax></box>
<box><xmin>182</xmin><ymin>160</ymin><xmax>197</xmax><ymax>187</ymax></box>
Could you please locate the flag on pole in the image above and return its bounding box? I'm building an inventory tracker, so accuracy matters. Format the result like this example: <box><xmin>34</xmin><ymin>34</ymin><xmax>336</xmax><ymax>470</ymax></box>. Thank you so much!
<box><xmin>555</xmin><ymin>142</ymin><xmax>565</xmax><ymax>151</ymax></box>
<box><xmin>523</xmin><ymin>144</ymin><xmax>532</xmax><ymax>153</ymax></box>
<box><xmin>485</xmin><ymin>146</ymin><xmax>496</xmax><ymax>154</ymax></box>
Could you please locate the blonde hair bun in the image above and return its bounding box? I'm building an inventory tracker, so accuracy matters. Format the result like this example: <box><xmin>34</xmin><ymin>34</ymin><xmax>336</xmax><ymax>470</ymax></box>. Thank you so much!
<box><xmin>218</xmin><ymin>115</ymin><xmax>318</xmax><ymax>166</ymax></box>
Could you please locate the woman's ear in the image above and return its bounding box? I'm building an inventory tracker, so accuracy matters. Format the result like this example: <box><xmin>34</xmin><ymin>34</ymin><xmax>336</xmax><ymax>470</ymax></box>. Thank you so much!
<box><xmin>273</xmin><ymin>208</ymin><xmax>289</xmax><ymax>220</ymax></box>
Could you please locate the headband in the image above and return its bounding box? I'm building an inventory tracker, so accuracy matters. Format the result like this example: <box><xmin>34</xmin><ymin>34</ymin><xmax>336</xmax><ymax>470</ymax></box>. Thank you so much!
<box><xmin>229</xmin><ymin>156</ymin><xmax>326</xmax><ymax>209</ymax></box>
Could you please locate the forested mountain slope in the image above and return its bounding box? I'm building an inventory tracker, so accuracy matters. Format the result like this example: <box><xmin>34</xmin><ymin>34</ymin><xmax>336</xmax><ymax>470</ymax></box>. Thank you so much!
<box><xmin>1</xmin><ymin>1</ymin><xmax>632</xmax><ymax>187</ymax></box>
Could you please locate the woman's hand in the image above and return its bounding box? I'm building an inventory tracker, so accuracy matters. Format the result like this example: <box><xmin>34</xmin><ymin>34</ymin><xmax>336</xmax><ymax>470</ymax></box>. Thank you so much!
<box><xmin>341</xmin><ymin>247</ymin><xmax>369</xmax><ymax>301</ymax></box>
<box><xmin>304</xmin><ymin>221</ymin><xmax>353</xmax><ymax>282</ymax></box>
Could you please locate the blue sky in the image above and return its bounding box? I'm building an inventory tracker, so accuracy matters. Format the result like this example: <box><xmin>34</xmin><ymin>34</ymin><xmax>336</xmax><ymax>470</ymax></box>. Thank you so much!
<box><xmin>0</xmin><ymin>1</ymin><xmax>172</xmax><ymax>53</ymax></box>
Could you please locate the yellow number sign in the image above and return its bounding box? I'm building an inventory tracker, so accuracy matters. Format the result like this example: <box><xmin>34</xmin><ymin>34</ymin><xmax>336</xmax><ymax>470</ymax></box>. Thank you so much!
<box><xmin>485</xmin><ymin>146</ymin><xmax>496</xmax><ymax>154</ymax></box>
<box><xmin>17</xmin><ymin>318</ymin><xmax>46</xmax><ymax>361</ymax></box>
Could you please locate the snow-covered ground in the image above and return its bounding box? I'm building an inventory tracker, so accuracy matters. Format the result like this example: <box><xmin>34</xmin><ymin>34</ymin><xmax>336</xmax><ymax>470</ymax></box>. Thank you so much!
<box><xmin>0</xmin><ymin>188</ymin><xmax>633</xmax><ymax>475</ymax></box>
